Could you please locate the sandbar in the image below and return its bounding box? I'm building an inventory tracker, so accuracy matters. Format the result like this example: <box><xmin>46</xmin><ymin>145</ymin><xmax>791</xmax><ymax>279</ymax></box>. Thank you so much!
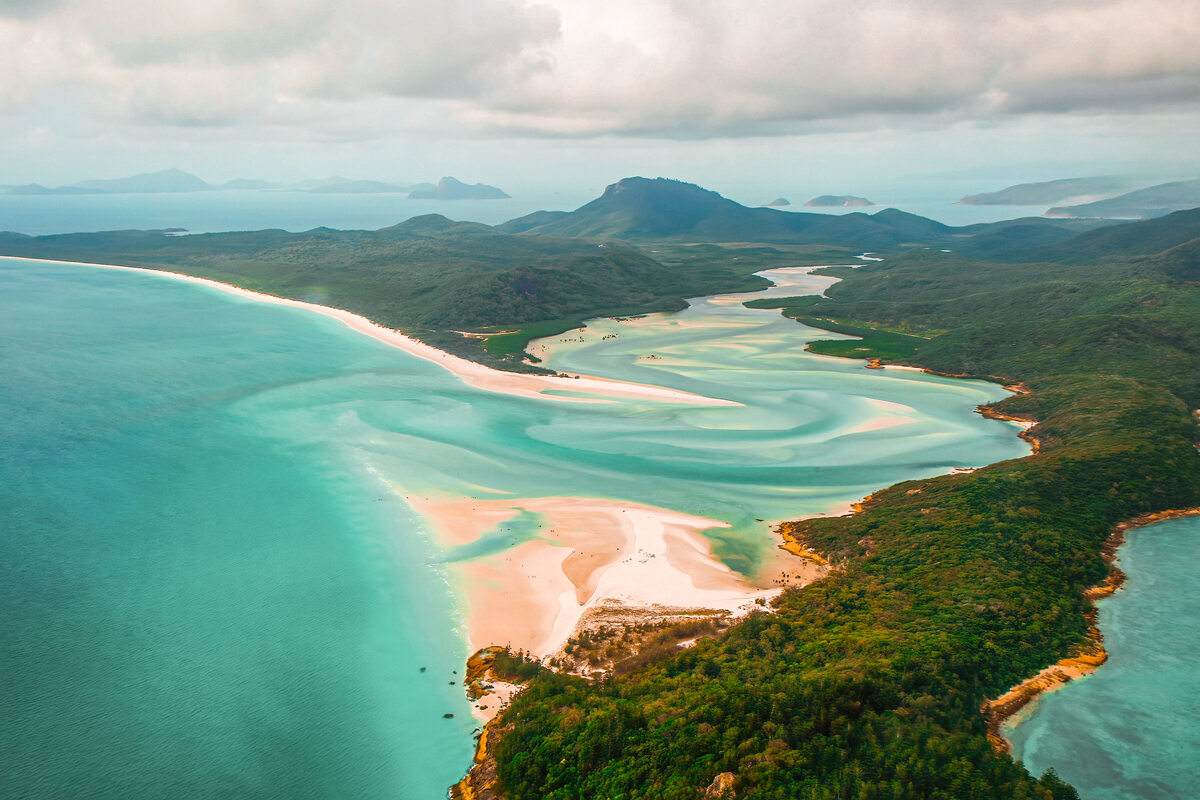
<box><xmin>407</xmin><ymin>494</ymin><xmax>784</xmax><ymax>659</ymax></box>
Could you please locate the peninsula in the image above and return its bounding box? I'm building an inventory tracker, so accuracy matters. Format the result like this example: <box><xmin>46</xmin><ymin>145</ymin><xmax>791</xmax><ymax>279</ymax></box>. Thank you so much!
<box><xmin>956</xmin><ymin>175</ymin><xmax>1139</xmax><ymax>206</ymax></box>
<box><xmin>1046</xmin><ymin>178</ymin><xmax>1200</xmax><ymax>219</ymax></box>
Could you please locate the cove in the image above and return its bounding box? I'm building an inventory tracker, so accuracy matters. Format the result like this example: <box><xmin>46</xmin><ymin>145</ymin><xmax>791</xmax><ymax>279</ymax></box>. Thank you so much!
<box><xmin>1005</xmin><ymin>515</ymin><xmax>1200</xmax><ymax>800</ymax></box>
<box><xmin>1</xmin><ymin>257</ymin><xmax>1027</xmax><ymax>798</ymax></box>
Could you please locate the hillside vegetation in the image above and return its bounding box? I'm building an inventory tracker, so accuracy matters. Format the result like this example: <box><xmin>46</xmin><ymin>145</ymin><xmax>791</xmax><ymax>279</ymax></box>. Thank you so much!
<box><xmin>481</xmin><ymin>210</ymin><xmax>1200</xmax><ymax>800</ymax></box>
<box><xmin>500</xmin><ymin>177</ymin><xmax>949</xmax><ymax>247</ymax></box>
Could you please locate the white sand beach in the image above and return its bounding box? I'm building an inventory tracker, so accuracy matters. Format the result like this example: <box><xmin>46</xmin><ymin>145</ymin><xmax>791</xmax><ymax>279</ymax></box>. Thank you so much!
<box><xmin>407</xmin><ymin>495</ymin><xmax>783</xmax><ymax>659</ymax></box>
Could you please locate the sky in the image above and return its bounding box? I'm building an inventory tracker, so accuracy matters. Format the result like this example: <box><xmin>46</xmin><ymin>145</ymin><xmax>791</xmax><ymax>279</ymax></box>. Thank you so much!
<box><xmin>1</xmin><ymin>0</ymin><xmax>1199</xmax><ymax>197</ymax></box>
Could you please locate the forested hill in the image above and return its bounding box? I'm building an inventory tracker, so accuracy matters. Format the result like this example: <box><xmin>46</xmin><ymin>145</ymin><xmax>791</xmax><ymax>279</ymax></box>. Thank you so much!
<box><xmin>476</xmin><ymin>209</ymin><xmax>1200</xmax><ymax>800</ymax></box>
<box><xmin>1026</xmin><ymin>207</ymin><xmax>1200</xmax><ymax>266</ymax></box>
<box><xmin>499</xmin><ymin>177</ymin><xmax>952</xmax><ymax>246</ymax></box>
<box><xmin>945</xmin><ymin>207</ymin><xmax>1200</xmax><ymax>265</ymax></box>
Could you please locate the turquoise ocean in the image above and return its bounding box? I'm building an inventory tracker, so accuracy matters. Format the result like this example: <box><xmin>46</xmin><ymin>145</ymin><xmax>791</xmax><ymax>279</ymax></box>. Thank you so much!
<box><xmin>4</xmin><ymin>255</ymin><xmax>1040</xmax><ymax>798</ymax></box>
<box><xmin>1006</xmin><ymin>516</ymin><xmax>1200</xmax><ymax>800</ymax></box>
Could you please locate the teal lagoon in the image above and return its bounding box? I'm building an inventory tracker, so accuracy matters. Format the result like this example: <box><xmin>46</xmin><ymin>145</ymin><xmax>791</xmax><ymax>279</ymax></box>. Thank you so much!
<box><xmin>1005</xmin><ymin>516</ymin><xmax>1200</xmax><ymax>800</ymax></box>
<box><xmin>2</xmin><ymin>257</ymin><xmax>1028</xmax><ymax>798</ymax></box>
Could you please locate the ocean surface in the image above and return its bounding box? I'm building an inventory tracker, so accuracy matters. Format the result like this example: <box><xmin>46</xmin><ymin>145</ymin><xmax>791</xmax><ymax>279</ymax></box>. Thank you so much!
<box><xmin>1</xmin><ymin>257</ymin><xmax>1029</xmax><ymax>798</ymax></box>
<box><xmin>1006</xmin><ymin>516</ymin><xmax>1200</xmax><ymax>800</ymax></box>
<box><xmin>0</xmin><ymin>186</ymin><xmax>1049</xmax><ymax>236</ymax></box>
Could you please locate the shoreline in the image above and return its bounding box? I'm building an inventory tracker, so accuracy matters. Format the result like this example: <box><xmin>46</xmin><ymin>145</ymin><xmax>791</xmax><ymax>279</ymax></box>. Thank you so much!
<box><xmin>23</xmin><ymin>253</ymin><xmax>1052</xmax><ymax>783</ymax></box>
<box><xmin>406</xmin><ymin>494</ymin><xmax>790</xmax><ymax>662</ymax></box>
<box><xmin>32</xmin><ymin>251</ymin><xmax>1029</xmax><ymax>654</ymax></box>
<box><xmin>437</xmin><ymin>264</ymin><xmax>1034</xmax><ymax>741</ymax></box>
<box><xmin>4</xmin><ymin>256</ymin><xmax>737</xmax><ymax>409</ymax></box>
<box><xmin>977</xmin><ymin>405</ymin><xmax>1041</xmax><ymax>453</ymax></box>
<box><xmin>433</xmin><ymin>262</ymin><xmax>1023</xmax><ymax>669</ymax></box>
<box><xmin>982</xmin><ymin>506</ymin><xmax>1200</xmax><ymax>753</ymax></box>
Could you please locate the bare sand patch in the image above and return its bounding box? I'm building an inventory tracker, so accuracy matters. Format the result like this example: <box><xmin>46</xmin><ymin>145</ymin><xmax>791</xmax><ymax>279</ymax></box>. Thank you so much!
<box><xmin>410</xmin><ymin>494</ymin><xmax>784</xmax><ymax>658</ymax></box>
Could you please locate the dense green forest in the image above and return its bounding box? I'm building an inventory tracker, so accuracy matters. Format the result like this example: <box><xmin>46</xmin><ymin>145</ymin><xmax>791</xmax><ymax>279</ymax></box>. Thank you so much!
<box><xmin>481</xmin><ymin>210</ymin><xmax>1200</xmax><ymax>799</ymax></box>
<box><xmin>8</xmin><ymin>181</ymin><xmax>1199</xmax><ymax>799</ymax></box>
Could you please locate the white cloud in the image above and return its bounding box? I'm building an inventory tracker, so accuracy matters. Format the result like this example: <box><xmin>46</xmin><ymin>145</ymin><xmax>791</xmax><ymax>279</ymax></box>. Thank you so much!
<box><xmin>480</xmin><ymin>0</ymin><xmax>1200</xmax><ymax>135</ymax></box>
<box><xmin>0</xmin><ymin>0</ymin><xmax>560</xmax><ymax>127</ymax></box>
<box><xmin>0</xmin><ymin>0</ymin><xmax>1197</xmax><ymax>138</ymax></box>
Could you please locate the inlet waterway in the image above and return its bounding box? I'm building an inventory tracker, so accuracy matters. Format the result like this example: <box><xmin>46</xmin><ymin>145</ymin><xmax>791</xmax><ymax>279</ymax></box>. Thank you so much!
<box><xmin>2</xmin><ymin>257</ymin><xmax>1028</xmax><ymax>798</ymax></box>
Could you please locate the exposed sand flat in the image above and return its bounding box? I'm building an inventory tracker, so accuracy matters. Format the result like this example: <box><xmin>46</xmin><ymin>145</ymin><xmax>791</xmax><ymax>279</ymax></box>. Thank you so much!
<box><xmin>408</xmin><ymin>495</ymin><xmax>781</xmax><ymax>658</ymax></box>
<box><xmin>9</xmin><ymin>257</ymin><xmax>737</xmax><ymax>408</ymax></box>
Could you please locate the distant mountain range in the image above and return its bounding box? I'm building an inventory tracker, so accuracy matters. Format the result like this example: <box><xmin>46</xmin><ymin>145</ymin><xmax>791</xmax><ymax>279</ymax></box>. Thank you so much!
<box><xmin>956</xmin><ymin>175</ymin><xmax>1140</xmax><ymax>206</ymax></box>
<box><xmin>500</xmin><ymin>177</ymin><xmax>943</xmax><ymax>248</ymax></box>
<box><xmin>409</xmin><ymin>176</ymin><xmax>511</xmax><ymax>200</ymax></box>
<box><xmin>5</xmin><ymin>174</ymin><xmax>1197</xmax><ymax>360</ymax></box>
<box><xmin>1046</xmin><ymin>179</ymin><xmax>1200</xmax><ymax>220</ymax></box>
<box><xmin>3</xmin><ymin>168</ymin><xmax>508</xmax><ymax>199</ymax></box>
<box><xmin>7</xmin><ymin>168</ymin><xmax>209</xmax><ymax>195</ymax></box>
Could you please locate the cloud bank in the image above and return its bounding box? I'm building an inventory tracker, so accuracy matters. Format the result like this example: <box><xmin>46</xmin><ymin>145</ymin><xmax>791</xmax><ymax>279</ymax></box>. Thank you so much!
<box><xmin>1</xmin><ymin>0</ymin><xmax>1198</xmax><ymax>138</ymax></box>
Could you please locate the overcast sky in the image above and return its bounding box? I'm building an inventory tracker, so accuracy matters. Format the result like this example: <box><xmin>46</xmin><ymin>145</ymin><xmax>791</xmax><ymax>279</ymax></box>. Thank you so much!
<box><xmin>2</xmin><ymin>0</ymin><xmax>1198</xmax><ymax>194</ymax></box>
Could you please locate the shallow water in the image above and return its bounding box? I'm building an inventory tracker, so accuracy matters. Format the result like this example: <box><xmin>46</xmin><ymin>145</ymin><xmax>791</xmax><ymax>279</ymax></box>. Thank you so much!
<box><xmin>1006</xmin><ymin>516</ymin><xmax>1200</xmax><ymax>800</ymax></box>
<box><xmin>1</xmin><ymin>258</ymin><xmax>1028</xmax><ymax>798</ymax></box>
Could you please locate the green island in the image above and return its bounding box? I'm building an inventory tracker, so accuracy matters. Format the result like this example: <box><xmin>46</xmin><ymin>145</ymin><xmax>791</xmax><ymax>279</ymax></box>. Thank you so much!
<box><xmin>6</xmin><ymin>178</ymin><xmax>1199</xmax><ymax>800</ymax></box>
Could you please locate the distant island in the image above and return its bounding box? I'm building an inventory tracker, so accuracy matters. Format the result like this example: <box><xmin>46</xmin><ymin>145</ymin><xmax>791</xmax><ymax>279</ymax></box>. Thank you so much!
<box><xmin>408</xmin><ymin>176</ymin><xmax>510</xmax><ymax>200</ymax></box>
<box><xmin>956</xmin><ymin>175</ymin><xmax>1139</xmax><ymax>206</ymax></box>
<box><xmin>7</xmin><ymin>168</ymin><xmax>209</xmax><ymax>195</ymax></box>
<box><xmin>1046</xmin><ymin>179</ymin><xmax>1200</xmax><ymax>219</ymax></box>
<box><xmin>2</xmin><ymin>168</ymin><xmax>509</xmax><ymax>199</ymax></box>
<box><xmin>6</xmin><ymin>184</ymin><xmax>108</xmax><ymax>196</ymax></box>
<box><xmin>763</xmin><ymin>197</ymin><xmax>790</xmax><ymax>207</ymax></box>
<box><xmin>804</xmin><ymin>195</ymin><xmax>875</xmax><ymax>207</ymax></box>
